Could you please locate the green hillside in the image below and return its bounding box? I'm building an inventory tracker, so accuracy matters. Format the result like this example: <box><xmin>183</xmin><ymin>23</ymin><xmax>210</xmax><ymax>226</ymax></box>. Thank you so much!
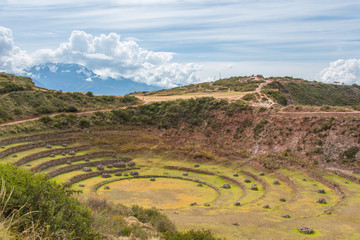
<box><xmin>136</xmin><ymin>76</ymin><xmax>264</xmax><ymax>96</ymax></box>
<box><xmin>0</xmin><ymin>73</ymin><xmax>139</xmax><ymax>123</ymax></box>
<box><xmin>263</xmin><ymin>78</ymin><xmax>360</xmax><ymax>106</ymax></box>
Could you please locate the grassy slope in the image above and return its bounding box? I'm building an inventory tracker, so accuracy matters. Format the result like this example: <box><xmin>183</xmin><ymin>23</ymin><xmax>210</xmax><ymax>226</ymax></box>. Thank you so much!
<box><xmin>133</xmin><ymin>76</ymin><xmax>264</xmax><ymax>96</ymax></box>
<box><xmin>0</xmin><ymin>72</ymin><xmax>139</xmax><ymax>123</ymax></box>
<box><xmin>265</xmin><ymin>79</ymin><xmax>360</xmax><ymax>106</ymax></box>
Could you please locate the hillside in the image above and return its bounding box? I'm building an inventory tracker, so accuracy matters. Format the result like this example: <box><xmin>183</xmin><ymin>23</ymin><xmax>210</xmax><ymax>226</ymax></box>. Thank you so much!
<box><xmin>133</xmin><ymin>75</ymin><xmax>360</xmax><ymax>108</ymax></box>
<box><xmin>0</xmin><ymin>73</ymin><xmax>360</xmax><ymax>239</ymax></box>
<box><xmin>0</xmin><ymin>72</ymin><xmax>139</xmax><ymax>123</ymax></box>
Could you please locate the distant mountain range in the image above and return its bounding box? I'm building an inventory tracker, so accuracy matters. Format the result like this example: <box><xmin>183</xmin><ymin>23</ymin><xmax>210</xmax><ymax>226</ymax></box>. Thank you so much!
<box><xmin>25</xmin><ymin>63</ymin><xmax>162</xmax><ymax>95</ymax></box>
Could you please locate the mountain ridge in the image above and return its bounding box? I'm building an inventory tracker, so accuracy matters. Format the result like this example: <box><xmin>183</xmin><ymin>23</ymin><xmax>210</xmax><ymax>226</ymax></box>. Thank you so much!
<box><xmin>25</xmin><ymin>63</ymin><xmax>162</xmax><ymax>95</ymax></box>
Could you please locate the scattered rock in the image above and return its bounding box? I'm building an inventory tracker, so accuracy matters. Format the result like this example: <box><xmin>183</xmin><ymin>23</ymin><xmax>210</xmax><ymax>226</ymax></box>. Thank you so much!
<box><xmin>62</xmin><ymin>143</ymin><xmax>67</xmax><ymax>147</ymax></box>
<box><xmin>263</xmin><ymin>204</ymin><xmax>270</xmax><ymax>209</ymax></box>
<box><xmin>326</xmin><ymin>211</ymin><xmax>332</xmax><ymax>215</ymax></box>
<box><xmin>273</xmin><ymin>179</ymin><xmax>280</xmax><ymax>185</ymax></box>
<box><xmin>298</xmin><ymin>227</ymin><xmax>314</xmax><ymax>234</ymax></box>
<box><xmin>50</xmin><ymin>154</ymin><xmax>55</xmax><ymax>158</ymax></box>
<box><xmin>107</xmin><ymin>164</ymin><xmax>113</xmax><ymax>169</ymax></box>
<box><xmin>259</xmin><ymin>172</ymin><xmax>265</xmax><ymax>176</ymax></box>
<box><xmin>130</xmin><ymin>171</ymin><xmax>139</xmax><ymax>176</ymax></box>
<box><xmin>244</xmin><ymin>178</ymin><xmax>251</xmax><ymax>183</ymax></box>
<box><xmin>68</xmin><ymin>150</ymin><xmax>76</xmax><ymax>156</ymax></box>
<box><xmin>250</xmin><ymin>183</ymin><xmax>258</xmax><ymax>191</ymax></box>
<box><xmin>45</xmin><ymin>144</ymin><xmax>52</xmax><ymax>149</ymax></box>
<box><xmin>190</xmin><ymin>202</ymin><xmax>197</xmax><ymax>206</ymax></box>
<box><xmin>113</xmin><ymin>162</ymin><xmax>126</xmax><ymax>168</ymax></box>
<box><xmin>183</xmin><ymin>172</ymin><xmax>188</xmax><ymax>176</ymax></box>
<box><xmin>85</xmin><ymin>157</ymin><xmax>90</xmax><ymax>162</ymax></box>
<box><xmin>313</xmin><ymin>183</ymin><xmax>317</xmax><ymax>186</ymax></box>
<box><xmin>61</xmin><ymin>152</ymin><xmax>66</xmax><ymax>156</ymax></box>
<box><xmin>194</xmin><ymin>164</ymin><xmax>200</xmax><ymax>168</ymax></box>
<box><xmin>233</xmin><ymin>173</ymin><xmax>239</xmax><ymax>177</ymax></box>
<box><xmin>102</xmin><ymin>173</ymin><xmax>111</xmax><ymax>178</ymax></box>
<box><xmin>282</xmin><ymin>214</ymin><xmax>291</xmax><ymax>218</ymax></box>
<box><xmin>279</xmin><ymin>198</ymin><xmax>286</xmax><ymax>202</ymax></box>
<box><xmin>96</xmin><ymin>165</ymin><xmax>104</xmax><ymax>171</ymax></box>
<box><xmin>197</xmin><ymin>183</ymin><xmax>203</xmax><ymax>187</ymax></box>
<box><xmin>66</xmin><ymin>161</ymin><xmax>72</xmax><ymax>165</ymax></box>
<box><xmin>83</xmin><ymin>167</ymin><xmax>92</xmax><ymax>172</ymax></box>
<box><xmin>344</xmin><ymin>181</ymin><xmax>349</xmax><ymax>184</ymax></box>
<box><xmin>104</xmin><ymin>186</ymin><xmax>110</xmax><ymax>190</ymax></box>
<box><xmin>317</xmin><ymin>189</ymin><xmax>326</xmax><ymax>194</ymax></box>
<box><xmin>222</xmin><ymin>183</ymin><xmax>231</xmax><ymax>189</ymax></box>
<box><xmin>25</xmin><ymin>164</ymin><xmax>31</xmax><ymax>167</ymax></box>
<box><xmin>317</xmin><ymin>198</ymin><xmax>327</xmax><ymax>204</ymax></box>
<box><xmin>114</xmin><ymin>172</ymin><xmax>122</xmax><ymax>176</ymax></box>
<box><xmin>302</xmin><ymin>178</ymin><xmax>307</xmax><ymax>181</ymax></box>
<box><xmin>232</xmin><ymin>222</ymin><xmax>239</xmax><ymax>226</ymax></box>
<box><xmin>204</xmin><ymin>203</ymin><xmax>210</xmax><ymax>207</ymax></box>
<box><xmin>1</xmin><ymin>146</ymin><xmax>5</xmax><ymax>149</ymax></box>
<box><xmin>234</xmin><ymin>202</ymin><xmax>241</xmax><ymax>206</ymax></box>
<box><xmin>150</xmin><ymin>177</ymin><xmax>156</xmax><ymax>181</ymax></box>
<box><xmin>124</xmin><ymin>173</ymin><xmax>129</xmax><ymax>176</ymax></box>
<box><xmin>127</xmin><ymin>162</ymin><xmax>136</xmax><ymax>167</ymax></box>
<box><xmin>12</xmin><ymin>154</ymin><xmax>17</xmax><ymax>158</ymax></box>
<box><xmin>78</xmin><ymin>184</ymin><xmax>85</xmax><ymax>187</ymax></box>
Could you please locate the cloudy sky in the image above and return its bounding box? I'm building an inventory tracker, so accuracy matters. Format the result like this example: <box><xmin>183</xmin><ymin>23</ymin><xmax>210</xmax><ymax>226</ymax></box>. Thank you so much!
<box><xmin>1</xmin><ymin>0</ymin><xmax>360</xmax><ymax>87</ymax></box>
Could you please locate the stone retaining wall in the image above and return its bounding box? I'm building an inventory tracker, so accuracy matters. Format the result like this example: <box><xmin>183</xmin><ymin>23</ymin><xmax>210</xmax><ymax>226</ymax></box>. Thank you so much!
<box><xmin>31</xmin><ymin>151</ymin><xmax>117</xmax><ymax>172</ymax></box>
<box><xmin>14</xmin><ymin>145</ymin><xmax>90</xmax><ymax>166</ymax></box>
<box><xmin>0</xmin><ymin>139</ymin><xmax>75</xmax><ymax>158</ymax></box>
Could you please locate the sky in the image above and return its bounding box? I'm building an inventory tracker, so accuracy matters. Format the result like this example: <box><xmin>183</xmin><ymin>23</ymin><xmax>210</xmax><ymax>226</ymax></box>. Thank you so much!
<box><xmin>1</xmin><ymin>0</ymin><xmax>360</xmax><ymax>87</ymax></box>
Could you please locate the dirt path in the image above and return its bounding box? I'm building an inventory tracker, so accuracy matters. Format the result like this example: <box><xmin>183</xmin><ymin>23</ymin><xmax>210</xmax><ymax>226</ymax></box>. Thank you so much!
<box><xmin>0</xmin><ymin>108</ymin><xmax>114</xmax><ymax>127</ymax></box>
<box><xmin>276</xmin><ymin>111</ymin><xmax>360</xmax><ymax>117</ymax></box>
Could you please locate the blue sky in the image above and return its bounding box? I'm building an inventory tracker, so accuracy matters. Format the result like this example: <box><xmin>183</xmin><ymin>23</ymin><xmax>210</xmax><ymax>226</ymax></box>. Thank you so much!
<box><xmin>1</xmin><ymin>0</ymin><xmax>360</xmax><ymax>86</ymax></box>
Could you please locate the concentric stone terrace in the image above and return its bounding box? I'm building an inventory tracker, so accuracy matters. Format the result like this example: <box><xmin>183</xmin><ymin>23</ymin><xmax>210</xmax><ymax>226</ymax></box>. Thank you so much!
<box><xmin>0</xmin><ymin>131</ymin><xmax>359</xmax><ymax>240</ymax></box>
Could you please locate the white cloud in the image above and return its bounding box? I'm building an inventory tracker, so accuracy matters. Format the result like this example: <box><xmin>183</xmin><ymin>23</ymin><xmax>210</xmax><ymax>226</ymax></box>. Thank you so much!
<box><xmin>0</xmin><ymin>26</ymin><xmax>201</xmax><ymax>87</ymax></box>
<box><xmin>30</xmin><ymin>30</ymin><xmax>200</xmax><ymax>87</ymax></box>
<box><xmin>0</xmin><ymin>26</ymin><xmax>32</xmax><ymax>73</ymax></box>
<box><xmin>319</xmin><ymin>59</ymin><xmax>360</xmax><ymax>85</ymax></box>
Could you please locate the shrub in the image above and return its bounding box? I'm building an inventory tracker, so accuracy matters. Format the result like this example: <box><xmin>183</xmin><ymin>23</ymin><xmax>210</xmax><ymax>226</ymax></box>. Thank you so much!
<box><xmin>79</xmin><ymin>118</ymin><xmax>91</xmax><ymax>129</ymax></box>
<box><xmin>165</xmin><ymin>229</ymin><xmax>220</xmax><ymax>240</ymax></box>
<box><xmin>242</xmin><ymin>93</ymin><xmax>257</xmax><ymax>101</ymax></box>
<box><xmin>65</xmin><ymin>105</ymin><xmax>78</xmax><ymax>112</ymax></box>
<box><xmin>39</xmin><ymin>115</ymin><xmax>52</xmax><ymax>124</ymax></box>
<box><xmin>0</xmin><ymin>106</ymin><xmax>12</xmax><ymax>122</ymax></box>
<box><xmin>258</xmin><ymin>107</ymin><xmax>267</xmax><ymax>113</ymax></box>
<box><xmin>0</xmin><ymin>164</ymin><xmax>99</xmax><ymax>239</ymax></box>
<box><xmin>342</xmin><ymin>146</ymin><xmax>360</xmax><ymax>159</ymax></box>
<box><xmin>253</xmin><ymin>120</ymin><xmax>269</xmax><ymax>136</ymax></box>
<box><xmin>131</xmin><ymin>205</ymin><xmax>175</xmax><ymax>233</ymax></box>
<box><xmin>261</xmin><ymin>89</ymin><xmax>288</xmax><ymax>105</ymax></box>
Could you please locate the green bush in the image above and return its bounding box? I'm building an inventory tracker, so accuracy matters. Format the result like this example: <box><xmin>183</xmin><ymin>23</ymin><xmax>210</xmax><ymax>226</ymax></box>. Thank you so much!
<box><xmin>0</xmin><ymin>164</ymin><xmax>99</xmax><ymax>239</ymax></box>
<box><xmin>165</xmin><ymin>229</ymin><xmax>220</xmax><ymax>240</ymax></box>
<box><xmin>253</xmin><ymin>120</ymin><xmax>269</xmax><ymax>136</ymax></box>
<box><xmin>242</xmin><ymin>93</ymin><xmax>257</xmax><ymax>101</ymax></box>
<box><xmin>86</xmin><ymin>91</ymin><xmax>94</xmax><ymax>97</ymax></box>
<box><xmin>0</xmin><ymin>106</ymin><xmax>12</xmax><ymax>122</ymax></box>
<box><xmin>342</xmin><ymin>146</ymin><xmax>360</xmax><ymax>159</ymax></box>
<box><xmin>131</xmin><ymin>205</ymin><xmax>175</xmax><ymax>234</ymax></box>
<box><xmin>79</xmin><ymin>118</ymin><xmax>91</xmax><ymax>128</ymax></box>
<box><xmin>261</xmin><ymin>89</ymin><xmax>288</xmax><ymax>105</ymax></box>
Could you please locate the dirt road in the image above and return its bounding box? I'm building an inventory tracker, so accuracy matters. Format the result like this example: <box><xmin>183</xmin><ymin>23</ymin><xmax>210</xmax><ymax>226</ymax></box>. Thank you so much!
<box><xmin>0</xmin><ymin>108</ymin><xmax>113</xmax><ymax>127</ymax></box>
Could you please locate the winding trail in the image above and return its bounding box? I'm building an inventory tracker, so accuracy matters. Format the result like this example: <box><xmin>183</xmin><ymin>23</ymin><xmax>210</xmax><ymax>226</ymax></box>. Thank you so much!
<box><xmin>0</xmin><ymin>108</ymin><xmax>113</xmax><ymax>127</ymax></box>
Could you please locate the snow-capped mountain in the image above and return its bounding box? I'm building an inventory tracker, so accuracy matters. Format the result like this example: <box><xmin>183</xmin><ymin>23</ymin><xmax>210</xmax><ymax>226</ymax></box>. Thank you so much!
<box><xmin>25</xmin><ymin>63</ymin><xmax>162</xmax><ymax>95</ymax></box>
